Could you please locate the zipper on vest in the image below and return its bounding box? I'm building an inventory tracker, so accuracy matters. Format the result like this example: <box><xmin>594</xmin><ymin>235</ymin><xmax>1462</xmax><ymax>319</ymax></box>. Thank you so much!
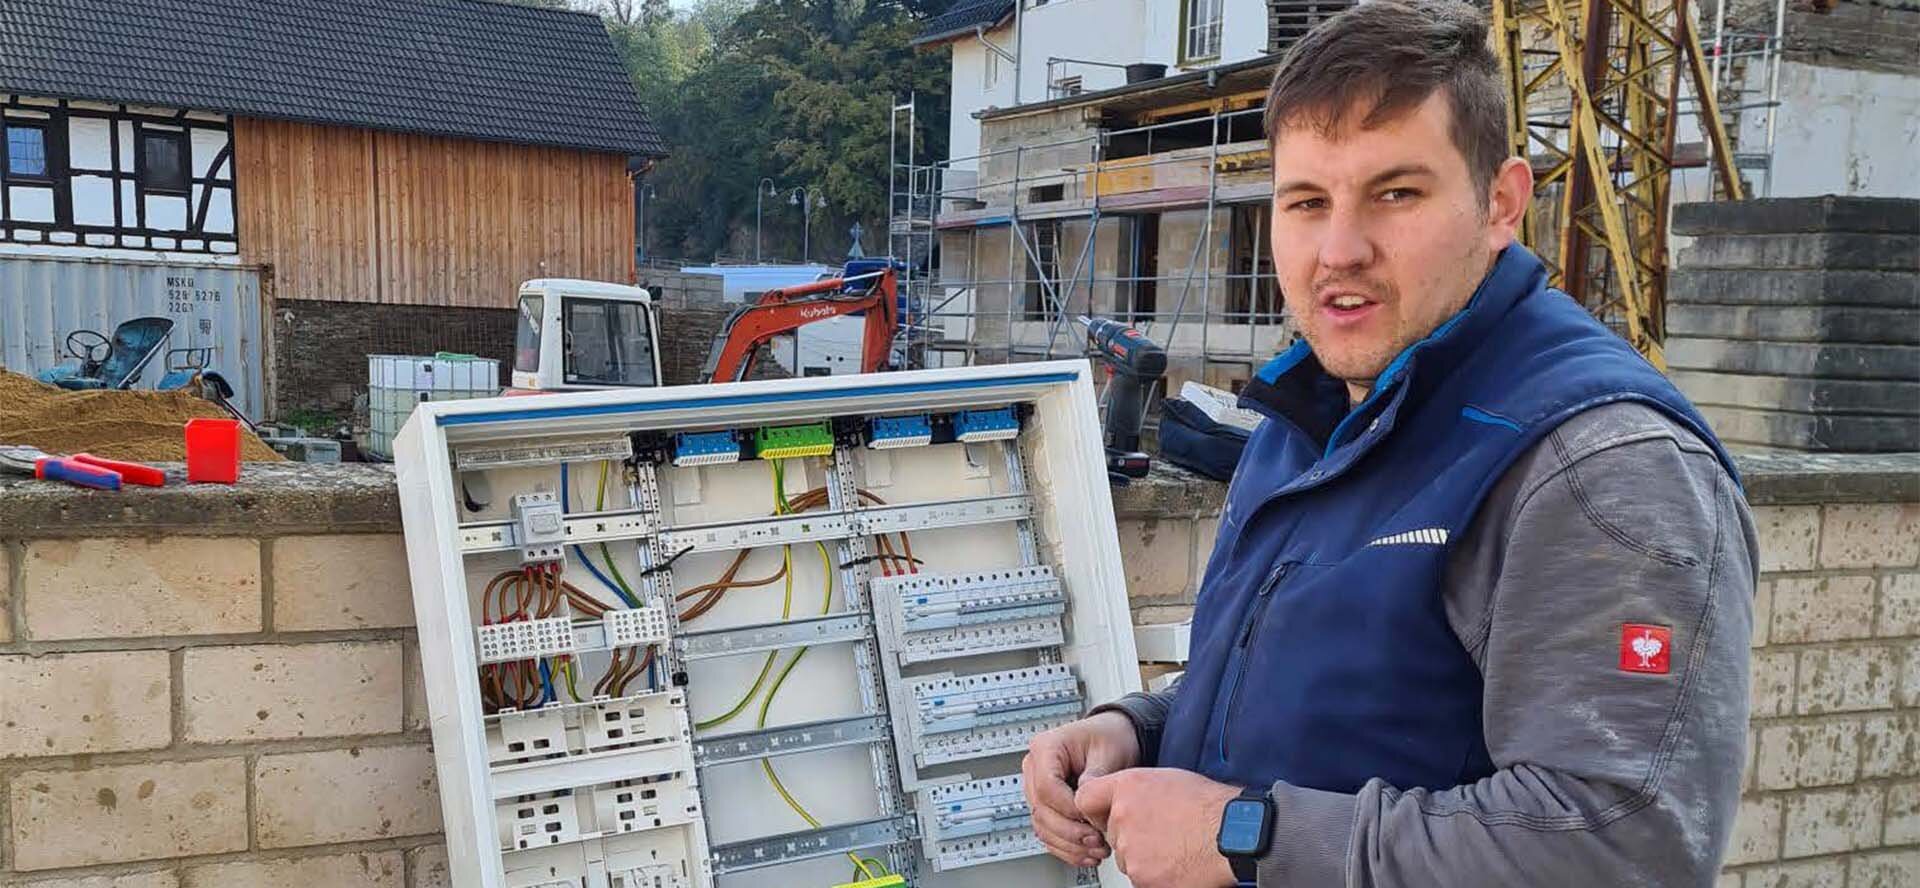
<box><xmin>1215</xmin><ymin>561</ymin><xmax>1293</xmax><ymax>766</ymax></box>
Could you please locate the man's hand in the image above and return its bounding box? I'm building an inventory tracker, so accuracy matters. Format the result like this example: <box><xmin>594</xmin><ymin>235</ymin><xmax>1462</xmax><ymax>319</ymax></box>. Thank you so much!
<box><xmin>1021</xmin><ymin>711</ymin><xmax>1141</xmax><ymax>867</ymax></box>
<box><xmin>1074</xmin><ymin>768</ymin><xmax>1241</xmax><ymax>888</ymax></box>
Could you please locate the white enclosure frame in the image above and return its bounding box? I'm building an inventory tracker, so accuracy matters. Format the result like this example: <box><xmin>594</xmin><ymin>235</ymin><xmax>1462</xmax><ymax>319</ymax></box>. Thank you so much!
<box><xmin>396</xmin><ymin>361</ymin><xmax>1142</xmax><ymax>888</ymax></box>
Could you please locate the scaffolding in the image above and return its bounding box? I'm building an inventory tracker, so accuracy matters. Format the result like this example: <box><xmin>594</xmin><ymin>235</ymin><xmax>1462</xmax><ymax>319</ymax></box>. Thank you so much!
<box><xmin>888</xmin><ymin>85</ymin><xmax>1290</xmax><ymax>391</ymax></box>
<box><xmin>889</xmin><ymin>0</ymin><xmax>1756</xmax><ymax>380</ymax></box>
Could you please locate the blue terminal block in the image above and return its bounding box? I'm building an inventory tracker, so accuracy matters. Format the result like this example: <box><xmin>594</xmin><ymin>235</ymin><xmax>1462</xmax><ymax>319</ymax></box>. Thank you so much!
<box><xmin>671</xmin><ymin>430</ymin><xmax>741</xmax><ymax>467</ymax></box>
<box><xmin>867</xmin><ymin>414</ymin><xmax>933</xmax><ymax>450</ymax></box>
<box><xmin>951</xmin><ymin>407</ymin><xmax>1020</xmax><ymax>443</ymax></box>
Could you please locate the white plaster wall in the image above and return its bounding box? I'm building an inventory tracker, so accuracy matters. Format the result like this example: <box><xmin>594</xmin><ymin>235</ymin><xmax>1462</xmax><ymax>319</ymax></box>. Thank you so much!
<box><xmin>1748</xmin><ymin>60</ymin><xmax>1920</xmax><ymax>198</ymax></box>
<box><xmin>1219</xmin><ymin>0</ymin><xmax>1271</xmax><ymax>67</ymax></box>
<box><xmin>941</xmin><ymin>0</ymin><xmax>1273</xmax><ymax>168</ymax></box>
<box><xmin>1014</xmin><ymin>0</ymin><xmax>1151</xmax><ymax>103</ymax></box>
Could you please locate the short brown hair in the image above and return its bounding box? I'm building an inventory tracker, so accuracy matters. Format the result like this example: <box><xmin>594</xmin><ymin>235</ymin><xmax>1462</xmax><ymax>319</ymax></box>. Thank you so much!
<box><xmin>1263</xmin><ymin>0</ymin><xmax>1510</xmax><ymax>196</ymax></box>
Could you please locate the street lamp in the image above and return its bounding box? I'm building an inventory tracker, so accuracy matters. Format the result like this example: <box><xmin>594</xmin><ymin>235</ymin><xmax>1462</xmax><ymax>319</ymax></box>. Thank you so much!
<box><xmin>754</xmin><ymin>177</ymin><xmax>777</xmax><ymax>263</ymax></box>
<box><xmin>788</xmin><ymin>186</ymin><xmax>826</xmax><ymax>263</ymax></box>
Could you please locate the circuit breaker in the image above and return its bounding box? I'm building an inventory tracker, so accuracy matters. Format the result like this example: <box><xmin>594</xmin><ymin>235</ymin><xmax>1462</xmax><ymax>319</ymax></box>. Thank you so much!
<box><xmin>395</xmin><ymin>362</ymin><xmax>1140</xmax><ymax>888</ymax></box>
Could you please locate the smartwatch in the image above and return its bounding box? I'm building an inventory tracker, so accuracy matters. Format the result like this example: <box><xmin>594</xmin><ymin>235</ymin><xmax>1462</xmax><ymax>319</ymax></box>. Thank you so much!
<box><xmin>1216</xmin><ymin>786</ymin><xmax>1274</xmax><ymax>885</ymax></box>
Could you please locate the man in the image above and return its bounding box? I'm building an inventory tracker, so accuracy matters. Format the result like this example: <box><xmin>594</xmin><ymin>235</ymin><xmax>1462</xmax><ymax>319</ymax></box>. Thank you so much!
<box><xmin>1020</xmin><ymin>2</ymin><xmax>1757</xmax><ymax>886</ymax></box>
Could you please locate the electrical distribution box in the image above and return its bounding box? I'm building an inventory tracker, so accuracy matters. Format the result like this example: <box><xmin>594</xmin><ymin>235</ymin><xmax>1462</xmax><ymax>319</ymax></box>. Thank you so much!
<box><xmin>395</xmin><ymin>362</ymin><xmax>1141</xmax><ymax>888</ymax></box>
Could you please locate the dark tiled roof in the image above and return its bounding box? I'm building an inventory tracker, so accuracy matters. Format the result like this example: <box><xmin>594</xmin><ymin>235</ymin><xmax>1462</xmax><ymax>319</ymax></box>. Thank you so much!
<box><xmin>0</xmin><ymin>0</ymin><xmax>666</xmax><ymax>157</ymax></box>
<box><xmin>912</xmin><ymin>0</ymin><xmax>1014</xmax><ymax>46</ymax></box>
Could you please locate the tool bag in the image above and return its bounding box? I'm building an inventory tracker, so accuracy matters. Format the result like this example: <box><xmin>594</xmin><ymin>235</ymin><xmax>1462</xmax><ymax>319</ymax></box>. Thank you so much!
<box><xmin>1155</xmin><ymin>396</ymin><xmax>1251</xmax><ymax>481</ymax></box>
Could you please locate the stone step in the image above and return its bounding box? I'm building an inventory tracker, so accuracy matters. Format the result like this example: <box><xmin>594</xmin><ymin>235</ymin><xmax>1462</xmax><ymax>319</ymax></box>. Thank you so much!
<box><xmin>1699</xmin><ymin>404</ymin><xmax>1920</xmax><ymax>453</ymax></box>
<box><xmin>1671</xmin><ymin>369</ymin><xmax>1920</xmax><ymax>417</ymax></box>
<box><xmin>1673</xmin><ymin>196</ymin><xmax>1920</xmax><ymax>237</ymax></box>
<box><xmin>1667</xmin><ymin>337</ymin><xmax>1920</xmax><ymax>381</ymax></box>
<box><xmin>1667</xmin><ymin>268</ymin><xmax>1920</xmax><ymax>309</ymax></box>
<box><xmin>1676</xmin><ymin>233</ymin><xmax>1920</xmax><ymax>271</ymax></box>
<box><xmin>1667</xmin><ymin>303</ymin><xmax>1920</xmax><ymax>345</ymax></box>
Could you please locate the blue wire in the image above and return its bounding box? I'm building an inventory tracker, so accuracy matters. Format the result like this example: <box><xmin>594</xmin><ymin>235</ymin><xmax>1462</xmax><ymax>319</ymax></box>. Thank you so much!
<box><xmin>559</xmin><ymin>462</ymin><xmax>640</xmax><ymax>607</ymax></box>
<box><xmin>537</xmin><ymin>659</ymin><xmax>556</xmax><ymax>704</ymax></box>
<box><xmin>559</xmin><ymin>462</ymin><xmax>657</xmax><ymax>693</ymax></box>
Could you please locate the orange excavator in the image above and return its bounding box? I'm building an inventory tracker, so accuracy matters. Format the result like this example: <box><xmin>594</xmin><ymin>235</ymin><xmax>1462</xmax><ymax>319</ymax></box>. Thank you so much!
<box><xmin>699</xmin><ymin>262</ymin><xmax>901</xmax><ymax>383</ymax></box>
<box><xmin>510</xmin><ymin>262</ymin><xmax>900</xmax><ymax>392</ymax></box>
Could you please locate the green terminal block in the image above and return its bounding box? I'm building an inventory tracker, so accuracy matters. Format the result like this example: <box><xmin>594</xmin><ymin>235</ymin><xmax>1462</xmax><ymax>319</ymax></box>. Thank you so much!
<box><xmin>753</xmin><ymin>421</ymin><xmax>835</xmax><ymax>459</ymax></box>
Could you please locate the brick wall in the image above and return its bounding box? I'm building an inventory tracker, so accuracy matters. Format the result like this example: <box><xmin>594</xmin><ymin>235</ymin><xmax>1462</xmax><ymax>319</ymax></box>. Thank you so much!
<box><xmin>274</xmin><ymin>299</ymin><xmax>514</xmax><ymax>420</ymax></box>
<box><xmin>2</xmin><ymin>455</ymin><xmax>1915</xmax><ymax>884</ymax></box>
<box><xmin>272</xmin><ymin>286</ymin><xmax>779</xmax><ymax>420</ymax></box>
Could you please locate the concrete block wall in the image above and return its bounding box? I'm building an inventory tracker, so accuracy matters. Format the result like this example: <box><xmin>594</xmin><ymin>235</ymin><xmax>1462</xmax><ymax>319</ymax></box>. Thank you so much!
<box><xmin>2</xmin><ymin>454</ymin><xmax>1915</xmax><ymax>884</ymax></box>
<box><xmin>1669</xmin><ymin>196</ymin><xmax>1920</xmax><ymax>452</ymax></box>
<box><xmin>0</xmin><ymin>465</ymin><xmax>449</xmax><ymax>888</ymax></box>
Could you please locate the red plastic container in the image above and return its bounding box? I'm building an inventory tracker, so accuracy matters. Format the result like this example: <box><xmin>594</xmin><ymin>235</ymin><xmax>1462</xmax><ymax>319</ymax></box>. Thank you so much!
<box><xmin>185</xmin><ymin>418</ymin><xmax>242</xmax><ymax>484</ymax></box>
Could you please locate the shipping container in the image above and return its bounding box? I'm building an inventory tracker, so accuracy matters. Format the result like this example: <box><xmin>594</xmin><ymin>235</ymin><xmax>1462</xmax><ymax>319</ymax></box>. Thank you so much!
<box><xmin>0</xmin><ymin>254</ymin><xmax>268</xmax><ymax>420</ymax></box>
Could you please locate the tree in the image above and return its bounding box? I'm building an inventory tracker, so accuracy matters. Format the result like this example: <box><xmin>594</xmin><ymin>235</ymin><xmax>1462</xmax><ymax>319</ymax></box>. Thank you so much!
<box><xmin>615</xmin><ymin>0</ymin><xmax>949</xmax><ymax>262</ymax></box>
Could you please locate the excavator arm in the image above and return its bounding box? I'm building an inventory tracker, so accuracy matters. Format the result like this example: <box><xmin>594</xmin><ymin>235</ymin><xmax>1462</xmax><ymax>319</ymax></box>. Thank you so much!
<box><xmin>700</xmin><ymin>268</ymin><xmax>899</xmax><ymax>383</ymax></box>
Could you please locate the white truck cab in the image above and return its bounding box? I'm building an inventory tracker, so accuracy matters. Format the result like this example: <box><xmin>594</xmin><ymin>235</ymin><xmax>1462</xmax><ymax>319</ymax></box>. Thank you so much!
<box><xmin>511</xmin><ymin>279</ymin><xmax>664</xmax><ymax>392</ymax></box>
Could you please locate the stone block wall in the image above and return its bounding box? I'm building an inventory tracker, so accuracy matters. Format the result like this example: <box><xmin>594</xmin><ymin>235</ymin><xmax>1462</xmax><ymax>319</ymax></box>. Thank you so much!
<box><xmin>0</xmin><ymin>466</ymin><xmax>450</xmax><ymax>888</ymax></box>
<box><xmin>2</xmin><ymin>454</ymin><xmax>1915</xmax><ymax>884</ymax></box>
<box><xmin>1669</xmin><ymin>196</ymin><xmax>1920</xmax><ymax>452</ymax></box>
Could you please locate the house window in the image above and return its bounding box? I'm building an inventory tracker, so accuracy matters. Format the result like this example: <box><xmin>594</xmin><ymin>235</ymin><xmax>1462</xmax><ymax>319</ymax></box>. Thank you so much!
<box><xmin>139</xmin><ymin>129</ymin><xmax>190</xmax><ymax>194</ymax></box>
<box><xmin>5</xmin><ymin>124</ymin><xmax>51</xmax><ymax>180</ymax></box>
<box><xmin>1182</xmin><ymin>0</ymin><xmax>1224</xmax><ymax>63</ymax></box>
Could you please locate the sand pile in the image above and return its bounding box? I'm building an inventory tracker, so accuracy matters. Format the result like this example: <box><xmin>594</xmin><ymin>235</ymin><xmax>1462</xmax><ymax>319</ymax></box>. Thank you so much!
<box><xmin>0</xmin><ymin>370</ymin><xmax>282</xmax><ymax>462</ymax></box>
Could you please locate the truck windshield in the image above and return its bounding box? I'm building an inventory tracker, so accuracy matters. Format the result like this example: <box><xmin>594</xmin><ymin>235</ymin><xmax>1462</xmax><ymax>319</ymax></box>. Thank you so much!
<box><xmin>514</xmin><ymin>295</ymin><xmax>542</xmax><ymax>374</ymax></box>
<box><xmin>563</xmin><ymin>298</ymin><xmax>657</xmax><ymax>387</ymax></box>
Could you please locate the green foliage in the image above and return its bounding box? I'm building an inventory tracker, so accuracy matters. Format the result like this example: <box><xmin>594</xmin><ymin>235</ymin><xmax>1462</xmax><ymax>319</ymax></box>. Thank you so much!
<box><xmin>609</xmin><ymin>0</ymin><xmax>950</xmax><ymax>262</ymax></box>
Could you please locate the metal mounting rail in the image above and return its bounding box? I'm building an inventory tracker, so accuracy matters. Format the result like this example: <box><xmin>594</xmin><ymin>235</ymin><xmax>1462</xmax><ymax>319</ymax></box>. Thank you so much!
<box><xmin>710</xmin><ymin>815</ymin><xmax>916</xmax><ymax>874</ymax></box>
<box><xmin>676</xmin><ymin>612</ymin><xmax>872</xmax><ymax>660</ymax></box>
<box><xmin>457</xmin><ymin>508</ymin><xmax>654</xmax><ymax>554</ymax></box>
<box><xmin>658</xmin><ymin>510</ymin><xmax>853</xmax><ymax>554</ymax></box>
<box><xmin>656</xmin><ymin>494</ymin><xmax>1034</xmax><ymax>555</ymax></box>
<box><xmin>851</xmin><ymin>494</ymin><xmax>1032</xmax><ymax>535</ymax></box>
<box><xmin>693</xmin><ymin>713</ymin><xmax>891</xmax><ymax>766</ymax></box>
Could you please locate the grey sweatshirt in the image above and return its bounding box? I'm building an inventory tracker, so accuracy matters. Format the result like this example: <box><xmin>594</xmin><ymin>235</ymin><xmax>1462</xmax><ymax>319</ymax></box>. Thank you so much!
<box><xmin>1096</xmin><ymin>401</ymin><xmax>1758</xmax><ymax>887</ymax></box>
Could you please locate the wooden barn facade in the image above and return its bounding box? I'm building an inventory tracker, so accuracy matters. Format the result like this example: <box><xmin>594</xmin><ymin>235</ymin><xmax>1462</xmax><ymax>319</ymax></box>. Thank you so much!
<box><xmin>0</xmin><ymin>0</ymin><xmax>666</xmax><ymax>417</ymax></box>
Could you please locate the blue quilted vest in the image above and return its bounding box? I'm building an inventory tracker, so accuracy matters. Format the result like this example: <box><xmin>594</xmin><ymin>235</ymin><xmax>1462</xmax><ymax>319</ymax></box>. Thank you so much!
<box><xmin>1154</xmin><ymin>245</ymin><xmax>1738</xmax><ymax>793</ymax></box>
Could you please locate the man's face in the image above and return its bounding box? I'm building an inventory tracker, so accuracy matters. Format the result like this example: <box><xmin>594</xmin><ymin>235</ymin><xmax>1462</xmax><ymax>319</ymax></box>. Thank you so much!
<box><xmin>1269</xmin><ymin>92</ymin><xmax>1515</xmax><ymax>396</ymax></box>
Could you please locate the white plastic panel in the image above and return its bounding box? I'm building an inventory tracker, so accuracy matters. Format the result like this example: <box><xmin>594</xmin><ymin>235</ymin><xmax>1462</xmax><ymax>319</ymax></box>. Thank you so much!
<box><xmin>397</xmin><ymin>362</ymin><xmax>1140</xmax><ymax>888</ymax></box>
<box><xmin>908</xmin><ymin>666</ymin><xmax>1084</xmax><ymax>767</ymax></box>
<box><xmin>919</xmin><ymin>775</ymin><xmax>1047</xmax><ymax>871</ymax></box>
<box><xmin>875</xmin><ymin>567</ymin><xmax>1067</xmax><ymax>665</ymax></box>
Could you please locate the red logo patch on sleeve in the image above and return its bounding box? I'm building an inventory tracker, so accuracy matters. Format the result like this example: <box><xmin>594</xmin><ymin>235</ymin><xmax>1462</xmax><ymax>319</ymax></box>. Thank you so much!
<box><xmin>1620</xmin><ymin>624</ymin><xmax>1672</xmax><ymax>674</ymax></box>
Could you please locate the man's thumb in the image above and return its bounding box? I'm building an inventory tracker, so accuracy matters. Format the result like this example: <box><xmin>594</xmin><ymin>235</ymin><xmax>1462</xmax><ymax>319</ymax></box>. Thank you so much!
<box><xmin>1074</xmin><ymin>771</ymin><xmax>1119</xmax><ymax>831</ymax></box>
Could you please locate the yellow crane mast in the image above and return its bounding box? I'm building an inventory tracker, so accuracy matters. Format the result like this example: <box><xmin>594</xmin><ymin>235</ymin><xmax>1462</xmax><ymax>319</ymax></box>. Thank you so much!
<box><xmin>1491</xmin><ymin>0</ymin><xmax>1747</xmax><ymax>369</ymax></box>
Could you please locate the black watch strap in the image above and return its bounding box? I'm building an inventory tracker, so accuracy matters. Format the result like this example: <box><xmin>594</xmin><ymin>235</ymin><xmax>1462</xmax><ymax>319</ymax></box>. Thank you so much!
<box><xmin>1231</xmin><ymin>851</ymin><xmax>1259</xmax><ymax>884</ymax></box>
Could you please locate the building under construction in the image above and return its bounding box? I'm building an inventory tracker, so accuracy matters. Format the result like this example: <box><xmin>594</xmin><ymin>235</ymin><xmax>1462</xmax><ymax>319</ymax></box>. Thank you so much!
<box><xmin>898</xmin><ymin>0</ymin><xmax>1916</xmax><ymax>402</ymax></box>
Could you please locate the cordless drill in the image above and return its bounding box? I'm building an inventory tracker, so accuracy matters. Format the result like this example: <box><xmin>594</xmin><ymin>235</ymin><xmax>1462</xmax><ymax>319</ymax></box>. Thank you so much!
<box><xmin>1077</xmin><ymin>316</ymin><xmax>1168</xmax><ymax>483</ymax></box>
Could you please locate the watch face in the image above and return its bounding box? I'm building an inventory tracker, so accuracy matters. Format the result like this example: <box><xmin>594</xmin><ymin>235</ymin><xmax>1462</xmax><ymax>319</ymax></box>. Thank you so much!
<box><xmin>1218</xmin><ymin>799</ymin><xmax>1267</xmax><ymax>855</ymax></box>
